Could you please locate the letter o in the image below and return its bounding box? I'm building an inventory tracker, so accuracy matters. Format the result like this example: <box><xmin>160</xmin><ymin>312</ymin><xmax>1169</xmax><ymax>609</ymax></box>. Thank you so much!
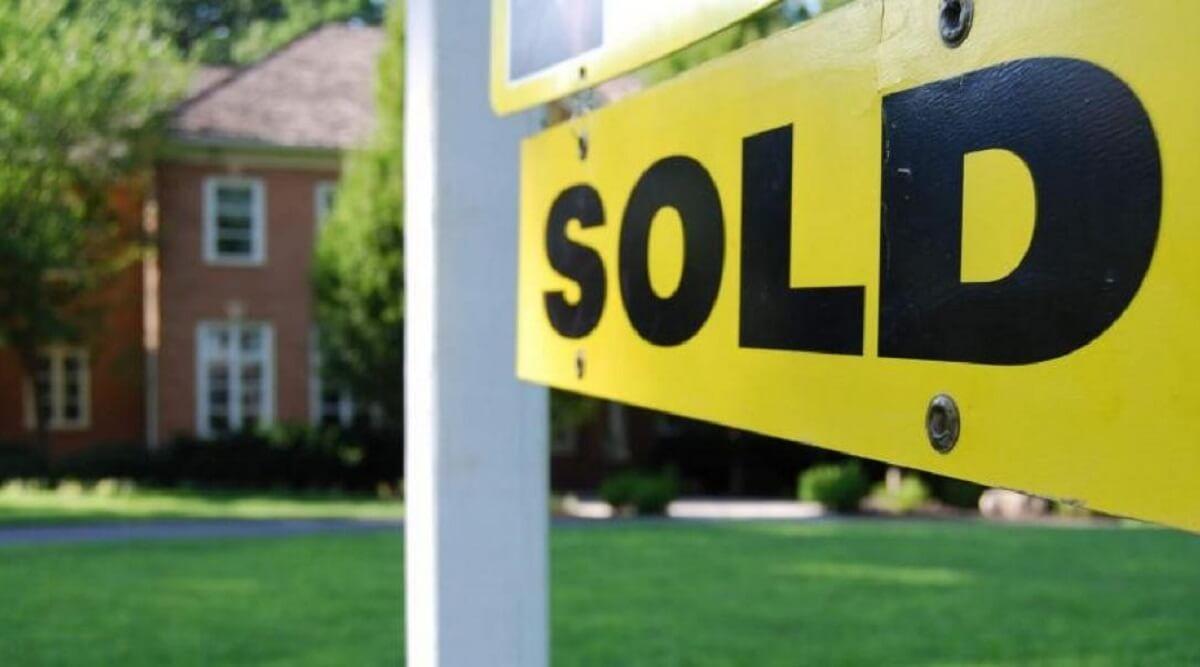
<box><xmin>619</xmin><ymin>156</ymin><xmax>725</xmax><ymax>346</ymax></box>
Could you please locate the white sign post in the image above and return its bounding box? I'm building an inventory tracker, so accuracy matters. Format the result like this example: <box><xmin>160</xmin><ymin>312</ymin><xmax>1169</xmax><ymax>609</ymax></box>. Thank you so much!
<box><xmin>405</xmin><ymin>1</ymin><xmax>549</xmax><ymax>665</ymax></box>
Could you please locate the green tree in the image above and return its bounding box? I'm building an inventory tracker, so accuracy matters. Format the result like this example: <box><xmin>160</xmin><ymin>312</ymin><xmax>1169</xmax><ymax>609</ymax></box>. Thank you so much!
<box><xmin>0</xmin><ymin>0</ymin><xmax>187</xmax><ymax>451</ymax></box>
<box><xmin>312</xmin><ymin>3</ymin><xmax>403</xmax><ymax>424</ymax></box>
<box><xmin>143</xmin><ymin>0</ymin><xmax>386</xmax><ymax>65</ymax></box>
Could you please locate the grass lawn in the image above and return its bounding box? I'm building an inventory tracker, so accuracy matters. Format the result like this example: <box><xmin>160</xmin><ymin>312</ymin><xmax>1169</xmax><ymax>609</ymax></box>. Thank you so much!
<box><xmin>0</xmin><ymin>520</ymin><xmax>1197</xmax><ymax>665</ymax></box>
<box><xmin>0</xmin><ymin>483</ymin><xmax>403</xmax><ymax>524</ymax></box>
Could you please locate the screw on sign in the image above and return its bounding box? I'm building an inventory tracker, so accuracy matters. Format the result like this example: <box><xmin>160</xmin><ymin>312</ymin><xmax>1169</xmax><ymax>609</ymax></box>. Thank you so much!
<box><xmin>925</xmin><ymin>394</ymin><xmax>960</xmax><ymax>454</ymax></box>
<box><xmin>939</xmin><ymin>0</ymin><xmax>973</xmax><ymax>47</ymax></box>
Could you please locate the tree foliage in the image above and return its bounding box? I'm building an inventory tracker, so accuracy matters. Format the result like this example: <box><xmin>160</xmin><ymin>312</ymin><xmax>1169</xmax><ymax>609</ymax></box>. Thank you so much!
<box><xmin>0</xmin><ymin>0</ymin><xmax>186</xmax><ymax>447</ymax></box>
<box><xmin>312</xmin><ymin>3</ymin><xmax>403</xmax><ymax>424</ymax></box>
<box><xmin>142</xmin><ymin>0</ymin><xmax>386</xmax><ymax>65</ymax></box>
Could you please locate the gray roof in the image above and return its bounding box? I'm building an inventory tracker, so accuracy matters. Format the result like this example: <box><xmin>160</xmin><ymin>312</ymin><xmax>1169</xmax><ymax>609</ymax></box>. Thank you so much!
<box><xmin>188</xmin><ymin>66</ymin><xmax>235</xmax><ymax>96</ymax></box>
<box><xmin>171</xmin><ymin>24</ymin><xmax>384</xmax><ymax>151</ymax></box>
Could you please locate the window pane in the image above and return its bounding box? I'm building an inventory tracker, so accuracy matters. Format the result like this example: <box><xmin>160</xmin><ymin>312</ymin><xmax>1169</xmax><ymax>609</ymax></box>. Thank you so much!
<box><xmin>240</xmin><ymin>328</ymin><xmax>262</xmax><ymax>353</ymax></box>
<box><xmin>63</xmin><ymin>383</ymin><xmax>80</xmax><ymax>416</ymax></box>
<box><xmin>200</xmin><ymin>323</ymin><xmax>271</xmax><ymax>433</ymax></box>
<box><xmin>62</xmin><ymin>353</ymin><xmax>83</xmax><ymax>424</ymax></box>
<box><xmin>318</xmin><ymin>185</ymin><xmax>336</xmax><ymax>225</ymax></box>
<box><xmin>217</xmin><ymin>186</ymin><xmax>252</xmax><ymax>208</ymax></box>
<box><xmin>208</xmin><ymin>362</ymin><xmax>230</xmax><ymax>412</ymax></box>
<box><xmin>320</xmin><ymin>386</ymin><xmax>342</xmax><ymax>424</ymax></box>
<box><xmin>213</xmin><ymin>184</ymin><xmax>258</xmax><ymax>259</ymax></box>
<box><xmin>34</xmin><ymin>355</ymin><xmax>53</xmax><ymax>422</ymax></box>
<box><xmin>207</xmin><ymin>328</ymin><xmax>230</xmax><ymax>351</ymax></box>
<box><xmin>241</xmin><ymin>362</ymin><xmax>263</xmax><ymax>422</ymax></box>
<box><xmin>217</xmin><ymin>218</ymin><xmax>252</xmax><ymax>235</ymax></box>
<box><xmin>216</xmin><ymin>237</ymin><xmax>252</xmax><ymax>255</ymax></box>
<box><xmin>35</xmin><ymin>355</ymin><xmax>51</xmax><ymax>383</ymax></box>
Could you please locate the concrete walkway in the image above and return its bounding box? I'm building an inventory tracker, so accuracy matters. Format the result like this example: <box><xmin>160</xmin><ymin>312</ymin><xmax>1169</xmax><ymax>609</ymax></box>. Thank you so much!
<box><xmin>560</xmin><ymin>496</ymin><xmax>828</xmax><ymax>520</ymax></box>
<box><xmin>0</xmin><ymin>518</ymin><xmax>401</xmax><ymax>548</ymax></box>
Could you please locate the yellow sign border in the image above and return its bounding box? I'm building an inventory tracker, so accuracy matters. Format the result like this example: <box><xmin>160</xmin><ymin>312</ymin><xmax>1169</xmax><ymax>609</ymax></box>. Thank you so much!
<box><xmin>490</xmin><ymin>0</ymin><xmax>777</xmax><ymax>115</ymax></box>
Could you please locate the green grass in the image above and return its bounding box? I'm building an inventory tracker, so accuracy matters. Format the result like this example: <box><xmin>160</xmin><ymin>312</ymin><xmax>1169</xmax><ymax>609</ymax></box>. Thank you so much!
<box><xmin>0</xmin><ymin>532</ymin><xmax>403</xmax><ymax>666</ymax></box>
<box><xmin>0</xmin><ymin>520</ymin><xmax>1197</xmax><ymax>665</ymax></box>
<box><xmin>552</xmin><ymin>521</ymin><xmax>1200</xmax><ymax>666</ymax></box>
<box><xmin>0</xmin><ymin>483</ymin><xmax>403</xmax><ymax>524</ymax></box>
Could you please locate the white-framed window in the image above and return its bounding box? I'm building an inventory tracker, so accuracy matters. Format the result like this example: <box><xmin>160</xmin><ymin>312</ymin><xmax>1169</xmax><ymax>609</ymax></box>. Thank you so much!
<box><xmin>203</xmin><ymin>177</ymin><xmax>266</xmax><ymax>265</ymax></box>
<box><xmin>309</xmin><ymin>328</ymin><xmax>378</xmax><ymax>429</ymax></box>
<box><xmin>314</xmin><ymin>181</ymin><xmax>337</xmax><ymax>230</ymax></box>
<box><xmin>196</xmin><ymin>321</ymin><xmax>274</xmax><ymax>437</ymax></box>
<box><xmin>24</xmin><ymin>347</ymin><xmax>90</xmax><ymax>431</ymax></box>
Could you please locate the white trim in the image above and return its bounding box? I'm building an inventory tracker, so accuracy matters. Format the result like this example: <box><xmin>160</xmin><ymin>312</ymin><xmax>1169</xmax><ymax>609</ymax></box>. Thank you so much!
<box><xmin>161</xmin><ymin>140</ymin><xmax>343</xmax><ymax>173</ymax></box>
<box><xmin>203</xmin><ymin>176</ymin><xmax>267</xmax><ymax>266</ymax></box>
<box><xmin>195</xmin><ymin>320</ymin><xmax>275</xmax><ymax>438</ymax></box>
<box><xmin>23</xmin><ymin>347</ymin><xmax>91</xmax><ymax>432</ymax></box>
<box><xmin>314</xmin><ymin>181</ymin><xmax>337</xmax><ymax>231</ymax></box>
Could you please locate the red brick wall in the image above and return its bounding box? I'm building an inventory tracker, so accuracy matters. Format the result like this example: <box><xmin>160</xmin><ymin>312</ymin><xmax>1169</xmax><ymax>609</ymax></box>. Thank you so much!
<box><xmin>0</xmin><ymin>185</ymin><xmax>146</xmax><ymax>458</ymax></box>
<box><xmin>155</xmin><ymin>160</ymin><xmax>338</xmax><ymax>442</ymax></box>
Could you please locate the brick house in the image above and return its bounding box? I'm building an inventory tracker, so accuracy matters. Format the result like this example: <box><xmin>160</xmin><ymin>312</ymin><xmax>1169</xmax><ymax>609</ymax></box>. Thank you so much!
<box><xmin>0</xmin><ymin>24</ymin><xmax>385</xmax><ymax>456</ymax></box>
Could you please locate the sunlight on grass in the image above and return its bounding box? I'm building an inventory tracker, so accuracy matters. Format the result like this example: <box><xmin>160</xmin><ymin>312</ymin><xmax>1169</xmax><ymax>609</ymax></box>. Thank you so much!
<box><xmin>552</xmin><ymin>521</ymin><xmax>1200</xmax><ymax>665</ymax></box>
<box><xmin>770</xmin><ymin>561</ymin><xmax>970</xmax><ymax>586</ymax></box>
<box><xmin>0</xmin><ymin>480</ymin><xmax>403</xmax><ymax>524</ymax></box>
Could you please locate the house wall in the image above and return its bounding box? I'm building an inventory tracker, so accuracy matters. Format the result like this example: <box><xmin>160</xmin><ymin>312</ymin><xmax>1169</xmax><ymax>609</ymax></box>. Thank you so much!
<box><xmin>0</xmin><ymin>185</ymin><xmax>147</xmax><ymax>458</ymax></box>
<box><xmin>155</xmin><ymin>159</ymin><xmax>339</xmax><ymax>442</ymax></box>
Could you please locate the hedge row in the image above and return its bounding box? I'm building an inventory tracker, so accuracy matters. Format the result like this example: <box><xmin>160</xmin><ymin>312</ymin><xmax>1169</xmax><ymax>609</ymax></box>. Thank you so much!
<box><xmin>0</xmin><ymin>425</ymin><xmax>402</xmax><ymax>493</ymax></box>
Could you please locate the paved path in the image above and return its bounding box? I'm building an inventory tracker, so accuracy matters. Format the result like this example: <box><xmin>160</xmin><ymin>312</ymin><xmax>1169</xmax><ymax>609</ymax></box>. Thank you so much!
<box><xmin>561</xmin><ymin>497</ymin><xmax>828</xmax><ymax>520</ymax></box>
<box><xmin>0</xmin><ymin>518</ymin><xmax>401</xmax><ymax>548</ymax></box>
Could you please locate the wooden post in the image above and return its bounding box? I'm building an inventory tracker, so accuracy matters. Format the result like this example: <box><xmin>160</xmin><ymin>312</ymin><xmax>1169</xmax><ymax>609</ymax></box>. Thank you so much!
<box><xmin>404</xmin><ymin>1</ymin><xmax>549</xmax><ymax>665</ymax></box>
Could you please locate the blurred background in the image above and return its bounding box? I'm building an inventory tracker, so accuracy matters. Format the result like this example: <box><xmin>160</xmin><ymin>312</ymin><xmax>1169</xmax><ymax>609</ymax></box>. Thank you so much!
<box><xmin>0</xmin><ymin>1</ymin><xmax>1196</xmax><ymax>665</ymax></box>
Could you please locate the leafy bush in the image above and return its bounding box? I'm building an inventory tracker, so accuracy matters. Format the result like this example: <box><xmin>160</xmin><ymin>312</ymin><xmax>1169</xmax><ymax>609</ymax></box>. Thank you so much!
<box><xmin>0</xmin><ymin>426</ymin><xmax>403</xmax><ymax>493</ymax></box>
<box><xmin>599</xmin><ymin>473</ymin><xmax>637</xmax><ymax>509</ymax></box>
<box><xmin>152</xmin><ymin>425</ymin><xmax>402</xmax><ymax>492</ymax></box>
<box><xmin>798</xmin><ymin>461</ymin><xmax>871</xmax><ymax>512</ymax></box>
<box><xmin>0</xmin><ymin>443</ymin><xmax>47</xmax><ymax>480</ymax></box>
<box><xmin>869</xmin><ymin>474</ymin><xmax>931</xmax><ymax>513</ymax></box>
<box><xmin>933</xmin><ymin>477</ymin><xmax>986</xmax><ymax>509</ymax></box>
<box><xmin>600</xmin><ymin>470</ymin><xmax>680</xmax><ymax>516</ymax></box>
<box><xmin>54</xmin><ymin>444</ymin><xmax>151</xmax><ymax>482</ymax></box>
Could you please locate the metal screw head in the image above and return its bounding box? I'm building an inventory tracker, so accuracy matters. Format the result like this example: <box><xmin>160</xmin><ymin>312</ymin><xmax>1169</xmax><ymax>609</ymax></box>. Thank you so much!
<box><xmin>939</xmin><ymin>0</ymin><xmax>973</xmax><ymax>48</ymax></box>
<box><xmin>575</xmin><ymin>350</ymin><xmax>586</xmax><ymax>379</ymax></box>
<box><xmin>926</xmin><ymin>394</ymin><xmax>961</xmax><ymax>454</ymax></box>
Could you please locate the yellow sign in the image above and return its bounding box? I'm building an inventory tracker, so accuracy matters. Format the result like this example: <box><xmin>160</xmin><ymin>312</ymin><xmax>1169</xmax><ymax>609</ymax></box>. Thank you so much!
<box><xmin>517</xmin><ymin>0</ymin><xmax>1200</xmax><ymax>532</ymax></box>
<box><xmin>490</xmin><ymin>0</ymin><xmax>776</xmax><ymax>115</ymax></box>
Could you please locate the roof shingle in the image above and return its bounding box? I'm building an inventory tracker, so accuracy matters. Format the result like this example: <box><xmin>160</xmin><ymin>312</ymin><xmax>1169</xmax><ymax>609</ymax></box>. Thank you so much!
<box><xmin>171</xmin><ymin>24</ymin><xmax>384</xmax><ymax>151</ymax></box>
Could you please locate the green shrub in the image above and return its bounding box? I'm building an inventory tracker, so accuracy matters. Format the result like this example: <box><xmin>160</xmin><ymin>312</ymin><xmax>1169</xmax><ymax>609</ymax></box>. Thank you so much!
<box><xmin>934</xmin><ymin>477</ymin><xmax>986</xmax><ymax>509</ymax></box>
<box><xmin>798</xmin><ymin>461</ymin><xmax>870</xmax><ymax>512</ymax></box>
<box><xmin>599</xmin><ymin>473</ymin><xmax>638</xmax><ymax>509</ymax></box>
<box><xmin>151</xmin><ymin>424</ymin><xmax>401</xmax><ymax>493</ymax></box>
<box><xmin>869</xmin><ymin>474</ymin><xmax>931</xmax><ymax>513</ymax></box>
<box><xmin>54</xmin><ymin>444</ymin><xmax>150</xmax><ymax>482</ymax></box>
<box><xmin>0</xmin><ymin>426</ymin><xmax>403</xmax><ymax>493</ymax></box>
<box><xmin>632</xmin><ymin>472</ymin><xmax>679</xmax><ymax>515</ymax></box>
<box><xmin>600</xmin><ymin>470</ymin><xmax>680</xmax><ymax>516</ymax></box>
<box><xmin>0</xmin><ymin>443</ymin><xmax>47</xmax><ymax>481</ymax></box>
